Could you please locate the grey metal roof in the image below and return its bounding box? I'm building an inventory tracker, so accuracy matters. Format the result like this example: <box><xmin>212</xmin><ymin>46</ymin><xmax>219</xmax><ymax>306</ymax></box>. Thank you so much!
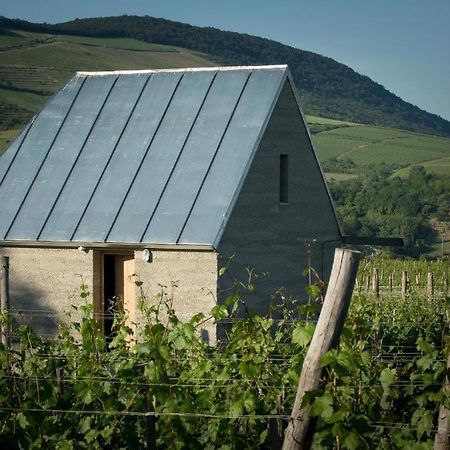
<box><xmin>0</xmin><ymin>65</ymin><xmax>288</xmax><ymax>248</ymax></box>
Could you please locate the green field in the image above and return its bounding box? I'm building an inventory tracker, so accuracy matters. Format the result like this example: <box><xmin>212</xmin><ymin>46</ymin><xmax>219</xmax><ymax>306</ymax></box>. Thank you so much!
<box><xmin>307</xmin><ymin>116</ymin><xmax>450</xmax><ymax>176</ymax></box>
<box><xmin>0</xmin><ymin>128</ymin><xmax>20</xmax><ymax>151</ymax></box>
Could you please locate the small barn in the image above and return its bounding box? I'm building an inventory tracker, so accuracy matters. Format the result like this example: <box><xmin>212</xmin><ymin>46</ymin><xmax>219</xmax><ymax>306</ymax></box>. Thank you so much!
<box><xmin>0</xmin><ymin>65</ymin><xmax>342</xmax><ymax>339</ymax></box>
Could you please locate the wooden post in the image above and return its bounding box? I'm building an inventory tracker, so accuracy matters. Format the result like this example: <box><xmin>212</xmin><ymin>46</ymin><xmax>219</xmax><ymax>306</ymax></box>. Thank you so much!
<box><xmin>1</xmin><ymin>256</ymin><xmax>10</xmax><ymax>347</ymax></box>
<box><xmin>282</xmin><ymin>248</ymin><xmax>361</xmax><ymax>450</ymax></box>
<box><xmin>269</xmin><ymin>394</ymin><xmax>283</xmax><ymax>450</ymax></box>
<box><xmin>434</xmin><ymin>353</ymin><xmax>450</xmax><ymax>449</ymax></box>
<box><xmin>372</xmin><ymin>268</ymin><xmax>379</xmax><ymax>297</ymax></box>
<box><xmin>401</xmin><ymin>271</ymin><xmax>408</xmax><ymax>299</ymax></box>
<box><xmin>365</xmin><ymin>274</ymin><xmax>370</xmax><ymax>293</ymax></box>
<box><xmin>388</xmin><ymin>274</ymin><xmax>393</xmax><ymax>296</ymax></box>
<box><xmin>146</xmin><ymin>416</ymin><xmax>157</xmax><ymax>450</ymax></box>
<box><xmin>428</xmin><ymin>272</ymin><xmax>434</xmax><ymax>302</ymax></box>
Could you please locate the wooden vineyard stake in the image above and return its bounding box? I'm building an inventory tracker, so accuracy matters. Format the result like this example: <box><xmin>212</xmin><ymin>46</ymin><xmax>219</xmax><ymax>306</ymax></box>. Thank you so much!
<box><xmin>401</xmin><ymin>271</ymin><xmax>408</xmax><ymax>299</ymax></box>
<box><xmin>372</xmin><ymin>268</ymin><xmax>379</xmax><ymax>297</ymax></box>
<box><xmin>434</xmin><ymin>352</ymin><xmax>450</xmax><ymax>450</ymax></box>
<box><xmin>428</xmin><ymin>272</ymin><xmax>434</xmax><ymax>302</ymax></box>
<box><xmin>388</xmin><ymin>274</ymin><xmax>393</xmax><ymax>296</ymax></box>
<box><xmin>1</xmin><ymin>256</ymin><xmax>10</xmax><ymax>347</ymax></box>
<box><xmin>282</xmin><ymin>248</ymin><xmax>361</xmax><ymax>450</ymax></box>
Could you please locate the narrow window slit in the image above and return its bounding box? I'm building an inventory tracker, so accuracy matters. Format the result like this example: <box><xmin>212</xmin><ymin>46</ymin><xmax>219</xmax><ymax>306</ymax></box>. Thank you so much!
<box><xmin>279</xmin><ymin>154</ymin><xmax>289</xmax><ymax>204</ymax></box>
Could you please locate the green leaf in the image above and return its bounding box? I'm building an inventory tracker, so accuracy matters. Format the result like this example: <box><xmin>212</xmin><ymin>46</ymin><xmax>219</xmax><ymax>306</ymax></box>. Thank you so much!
<box><xmin>342</xmin><ymin>431</ymin><xmax>360</xmax><ymax>450</ymax></box>
<box><xmin>292</xmin><ymin>323</ymin><xmax>315</xmax><ymax>347</ymax></box>
<box><xmin>230</xmin><ymin>399</ymin><xmax>244</xmax><ymax>417</ymax></box>
<box><xmin>380</xmin><ymin>367</ymin><xmax>397</xmax><ymax>390</ymax></box>
<box><xmin>259</xmin><ymin>429</ymin><xmax>268</xmax><ymax>444</ymax></box>
<box><xmin>17</xmin><ymin>412</ymin><xmax>29</xmax><ymax>429</ymax></box>
<box><xmin>79</xmin><ymin>416</ymin><xmax>92</xmax><ymax>434</ymax></box>
<box><xmin>311</xmin><ymin>392</ymin><xmax>334</xmax><ymax>419</ymax></box>
<box><xmin>238</xmin><ymin>362</ymin><xmax>260</xmax><ymax>378</ymax></box>
<box><xmin>243</xmin><ymin>393</ymin><xmax>257</xmax><ymax>413</ymax></box>
<box><xmin>211</xmin><ymin>304</ymin><xmax>228</xmax><ymax>321</ymax></box>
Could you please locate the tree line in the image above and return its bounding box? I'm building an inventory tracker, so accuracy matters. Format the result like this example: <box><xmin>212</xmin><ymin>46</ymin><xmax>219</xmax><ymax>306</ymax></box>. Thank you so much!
<box><xmin>329</xmin><ymin>165</ymin><xmax>449</xmax><ymax>257</ymax></box>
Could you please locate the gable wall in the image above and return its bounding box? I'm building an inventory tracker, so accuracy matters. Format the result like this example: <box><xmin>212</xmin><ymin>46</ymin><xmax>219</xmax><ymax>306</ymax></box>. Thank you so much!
<box><xmin>218</xmin><ymin>80</ymin><xmax>341</xmax><ymax>314</ymax></box>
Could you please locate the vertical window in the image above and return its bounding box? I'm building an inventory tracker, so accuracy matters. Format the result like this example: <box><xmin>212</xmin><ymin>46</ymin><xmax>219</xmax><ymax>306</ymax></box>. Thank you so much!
<box><xmin>279</xmin><ymin>154</ymin><xmax>289</xmax><ymax>204</ymax></box>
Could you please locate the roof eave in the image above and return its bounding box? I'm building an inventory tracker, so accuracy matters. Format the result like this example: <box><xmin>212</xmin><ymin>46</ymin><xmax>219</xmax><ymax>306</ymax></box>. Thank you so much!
<box><xmin>0</xmin><ymin>240</ymin><xmax>214</xmax><ymax>252</ymax></box>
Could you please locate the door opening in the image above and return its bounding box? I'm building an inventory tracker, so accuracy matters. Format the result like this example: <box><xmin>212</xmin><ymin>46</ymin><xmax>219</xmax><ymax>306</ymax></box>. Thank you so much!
<box><xmin>100</xmin><ymin>253</ymin><xmax>135</xmax><ymax>340</ymax></box>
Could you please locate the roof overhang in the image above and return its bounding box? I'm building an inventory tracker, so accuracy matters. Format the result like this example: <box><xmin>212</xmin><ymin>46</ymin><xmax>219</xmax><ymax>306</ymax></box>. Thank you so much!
<box><xmin>0</xmin><ymin>240</ymin><xmax>214</xmax><ymax>251</ymax></box>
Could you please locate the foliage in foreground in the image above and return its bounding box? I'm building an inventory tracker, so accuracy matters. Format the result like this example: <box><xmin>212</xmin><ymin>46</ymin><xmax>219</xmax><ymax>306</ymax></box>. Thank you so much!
<box><xmin>0</xmin><ymin>284</ymin><xmax>448</xmax><ymax>449</ymax></box>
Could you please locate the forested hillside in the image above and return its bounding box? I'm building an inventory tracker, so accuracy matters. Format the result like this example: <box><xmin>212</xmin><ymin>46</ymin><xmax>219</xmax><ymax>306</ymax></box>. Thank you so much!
<box><xmin>1</xmin><ymin>15</ymin><xmax>450</xmax><ymax>137</ymax></box>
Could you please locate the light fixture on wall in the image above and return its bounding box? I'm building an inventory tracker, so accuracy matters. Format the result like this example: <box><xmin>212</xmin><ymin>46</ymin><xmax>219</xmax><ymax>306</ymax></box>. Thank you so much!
<box><xmin>77</xmin><ymin>246</ymin><xmax>89</xmax><ymax>254</ymax></box>
<box><xmin>142</xmin><ymin>249</ymin><xmax>153</xmax><ymax>263</ymax></box>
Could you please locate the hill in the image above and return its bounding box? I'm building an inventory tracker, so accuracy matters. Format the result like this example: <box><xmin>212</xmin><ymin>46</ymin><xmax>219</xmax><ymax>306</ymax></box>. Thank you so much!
<box><xmin>308</xmin><ymin>116</ymin><xmax>450</xmax><ymax>177</ymax></box>
<box><xmin>0</xmin><ymin>25</ymin><xmax>448</xmax><ymax>180</ymax></box>
<box><xmin>0</xmin><ymin>28</ymin><xmax>213</xmax><ymax>130</ymax></box>
<box><xmin>1</xmin><ymin>15</ymin><xmax>450</xmax><ymax>137</ymax></box>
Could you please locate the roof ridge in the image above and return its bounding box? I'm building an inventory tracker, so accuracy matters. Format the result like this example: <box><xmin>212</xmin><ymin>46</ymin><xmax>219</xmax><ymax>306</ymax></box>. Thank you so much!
<box><xmin>76</xmin><ymin>65</ymin><xmax>288</xmax><ymax>76</ymax></box>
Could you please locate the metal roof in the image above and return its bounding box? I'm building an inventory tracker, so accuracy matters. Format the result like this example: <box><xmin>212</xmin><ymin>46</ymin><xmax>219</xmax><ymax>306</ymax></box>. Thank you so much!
<box><xmin>0</xmin><ymin>65</ymin><xmax>288</xmax><ymax>248</ymax></box>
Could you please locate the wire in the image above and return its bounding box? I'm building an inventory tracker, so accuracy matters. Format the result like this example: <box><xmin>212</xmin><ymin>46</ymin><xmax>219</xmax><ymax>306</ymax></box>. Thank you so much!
<box><xmin>0</xmin><ymin>407</ymin><xmax>291</xmax><ymax>420</ymax></box>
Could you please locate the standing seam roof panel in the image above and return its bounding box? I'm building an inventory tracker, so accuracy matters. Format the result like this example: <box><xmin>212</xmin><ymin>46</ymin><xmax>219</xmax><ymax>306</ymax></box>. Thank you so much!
<box><xmin>0</xmin><ymin>123</ymin><xmax>31</xmax><ymax>186</ymax></box>
<box><xmin>72</xmin><ymin>71</ymin><xmax>183</xmax><ymax>242</ymax></box>
<box><xmin>39</xmin><ymin>75</ymin><xmax>148</xmax><ymax>241</ymax></box>
<box><xmin>6</xmin><ymin>76</ymin><xmax>118</xmax><ymax>240</ymax></box>
<box><xmin>107</xmin><ymin>70</ymin><xmax>216</xmax><ymax>243</ymax></box>
<box><xmin>179</xmin><ymin>68</ymin><xmax>286</xmax><ymax>246</ymax></box>
<box><xmin>0</xmin><ymin>75</ymin><xmax>85</xmax><ymax>238</ymax></box>
<box><xmin>142</xmin><ymin>69</ymin><xmax>251</xmax><ymax>244</ymax></box>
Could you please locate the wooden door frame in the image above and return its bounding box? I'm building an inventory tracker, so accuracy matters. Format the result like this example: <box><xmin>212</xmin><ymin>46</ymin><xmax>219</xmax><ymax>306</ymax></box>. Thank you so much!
<box><xmin>93</xmin><ymin>250</ymin><xmax>136</xmax><ymax>333</ymax></box>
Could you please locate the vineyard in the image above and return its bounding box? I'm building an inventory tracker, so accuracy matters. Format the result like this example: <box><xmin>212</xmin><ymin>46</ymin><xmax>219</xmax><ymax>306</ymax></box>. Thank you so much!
<box><xmin>0</xmin><ymin>256</ymin><xmax>449</xmax><ymax>449</ymax></box>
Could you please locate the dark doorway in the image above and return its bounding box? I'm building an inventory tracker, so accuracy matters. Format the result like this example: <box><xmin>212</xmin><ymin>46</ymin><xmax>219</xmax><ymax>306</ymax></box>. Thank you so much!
<box><xmin>101</xmin><ymin>253</ymin><xmax>135</xmax><ymax>340</ymax></box>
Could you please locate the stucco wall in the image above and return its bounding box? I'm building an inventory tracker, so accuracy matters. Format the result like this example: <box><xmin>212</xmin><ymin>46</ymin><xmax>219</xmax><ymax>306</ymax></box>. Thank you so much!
<box><xmin>0</xmin><ymin>247</ymin><xmax>218</xmax><ymax>340</ymax></box>
<box><xmin>218</xmin><ymin>79</ymin><xmax>341</xmax><ymax>315</ymax></box>
<box><xmin>0</xmin><ymin>247</ymin><xmax>95</xmax><ymax>336</ymax></box>
<box><xmin>134</xmin><ymin>249</ymin><xmax>218</xmax><ymax>342</ymax></box>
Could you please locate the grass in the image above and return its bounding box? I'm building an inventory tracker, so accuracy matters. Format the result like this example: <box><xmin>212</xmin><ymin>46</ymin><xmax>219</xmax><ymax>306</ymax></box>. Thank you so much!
<box><xmin>54</xmin><ymin>34</ymin><xmax>178</xmax><ymax>52</ymax></box>
<box><xmin>310</xmin><ymin>119</ymin><xmax>450</xmax><ymax>176</ymax></box>
<box><xmin>323</xmin><ymin>172</ymin><xmax>358</xmax><ymax>182</ymax></box>
<box><xmin>0</xmin><ymin>29</ymin><xmax>214</xmax><ymax>131</ymax></box>
<box><xmin>394</xmin><ymin>156</ymin><xmax>450</xmax><ymax>177</ymax></box>
<box><xmin>0</xmin><ymin>129</ymin><xmax>21</xmax><ymax>153</ymax></box>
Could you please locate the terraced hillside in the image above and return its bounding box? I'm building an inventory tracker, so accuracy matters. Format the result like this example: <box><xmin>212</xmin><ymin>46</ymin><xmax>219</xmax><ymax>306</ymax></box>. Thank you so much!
<box><xmin>0</xmin><ymin>30</ymin><xmax>213</xmax><ymax>129</ymax></box>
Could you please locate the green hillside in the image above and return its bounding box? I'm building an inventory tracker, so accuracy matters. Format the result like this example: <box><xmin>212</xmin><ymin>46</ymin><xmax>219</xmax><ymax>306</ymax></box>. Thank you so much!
<box><xmin>0</xmin><ymin>29</ymin><xmax>213</xmax><ymax>129</ymax></box>
<box><xmin>308</xmin><ymin>116</ymin><xmax>450</xmax><ymax>177</ymax></box>
<box><xmin>1</xmin><ymin>15</ymin><xmax>450</xmax><ymax>137</ymax></box>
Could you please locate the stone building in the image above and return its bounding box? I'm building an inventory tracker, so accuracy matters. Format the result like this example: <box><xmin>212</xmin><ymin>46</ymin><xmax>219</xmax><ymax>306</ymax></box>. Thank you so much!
<box><xmin>0</xmin><ymin>65</ymin><xmax>342</xmax><ymax>339</ymax></box>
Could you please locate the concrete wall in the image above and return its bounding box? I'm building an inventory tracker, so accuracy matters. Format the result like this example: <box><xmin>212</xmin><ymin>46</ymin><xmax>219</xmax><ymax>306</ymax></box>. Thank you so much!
<box><xmin>134</xmin><ymin>249</ymin><xmax>218</xmax><ymax>342</ymax></box>
<box><xmin>134</xmin><ymin>250</ymin><xmax>218</xmax><ymax>321</ymax></box>
<box><xmin>0</xmin><ymin>247</ymin><xmax>218</xmax><ymax>340</ymax></box>
<box><xmin>218</xmin><ymin>79</ymin><xmax>342</xmax><ymax>315</ymax></box>
<box><xmin>0</xmin><ymin>247</ymin><xmax>95</xmax><ymax>336</ymax></box>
